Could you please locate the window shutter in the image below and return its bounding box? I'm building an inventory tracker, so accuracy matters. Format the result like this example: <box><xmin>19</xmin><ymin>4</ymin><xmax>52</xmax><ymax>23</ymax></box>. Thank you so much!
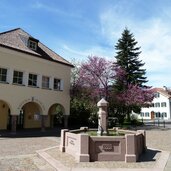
<box><xmin>60</xmin><ymin>80</ymin><xmax>64</xmax><ymax>91</ymax></box>
<box><xmin>49</xmin><ymin>77</ymin><xmax>53</xmax><ymax>89</ymax></box>
<box><xmin>7</xmin><ymin>68</ymin><xmax>13</xmax><ymax>84</ymax></box>
<box><xmin>23</xmin><ymin>72</ymin><xmax>28</xmax><ymax>86</ymax></box>
<box><xmin>37</xmin><ymin>74</ymin><xmax>42</xmax><ymax>88</ymax></box>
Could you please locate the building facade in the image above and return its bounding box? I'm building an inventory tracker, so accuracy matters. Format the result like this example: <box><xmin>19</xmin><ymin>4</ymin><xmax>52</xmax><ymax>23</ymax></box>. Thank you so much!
<box><xmin>139</xmin><ymin>87</ymin><xmax>171</xmax><ymax>120</ymax></box>
<box><xmin>0</xmin><ymin>28</ymin><xmax>73</xmax><ymax>132</ymax></box>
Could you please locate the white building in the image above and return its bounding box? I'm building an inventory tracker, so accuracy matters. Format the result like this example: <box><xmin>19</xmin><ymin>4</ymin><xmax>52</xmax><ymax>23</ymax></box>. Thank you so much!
<box><xmin>140</xmin><ymin>87</ymin><xmax>171</xmax><ymax>120</ymax></box>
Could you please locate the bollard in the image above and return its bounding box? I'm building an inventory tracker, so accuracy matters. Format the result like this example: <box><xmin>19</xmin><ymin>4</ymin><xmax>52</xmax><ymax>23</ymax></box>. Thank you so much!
<box><xmin>163</xmin><ymin>120</ymin><xmax>165</xmax><ymax>128</ymax></box>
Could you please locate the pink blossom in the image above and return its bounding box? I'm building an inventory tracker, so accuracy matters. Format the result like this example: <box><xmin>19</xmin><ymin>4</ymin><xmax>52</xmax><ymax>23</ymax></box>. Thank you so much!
<box><xmin>77</xmin><ymin>56</ymin><xmax>114</xmax><ymax>99</ymax></box>
<box><xmin>117</xmin><ymin>84</ymin><xmax>154</xmax><ymax>106</ymax></box>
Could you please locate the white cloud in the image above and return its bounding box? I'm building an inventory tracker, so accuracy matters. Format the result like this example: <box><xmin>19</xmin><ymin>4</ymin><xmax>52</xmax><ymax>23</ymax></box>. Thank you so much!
<box><xmin>136</xmin><ymin>19</ymin><xmax>171</xmax><ymax>72</ymax></box>
<box><xmin>55</xmin><ymin>44</ymin><xmax>114</xmax><ymax>63</ymax></box>
<box><xmin>99</xmin><ymin>5</ymin><xmax>171</xmax><ymax>87</ymax></box>
<box><xmin>99</xmin><ymin>4</ymin><xmax>135</xmax><ymax>45</ymax></box>
<box><xmin>45</xmin><ymin>1</ymin><xmax>171</xmax><ymax>87</ymax></box>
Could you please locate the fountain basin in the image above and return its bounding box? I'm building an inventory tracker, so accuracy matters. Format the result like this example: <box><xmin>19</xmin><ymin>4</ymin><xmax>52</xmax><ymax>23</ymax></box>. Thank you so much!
<box><xmin>60</xmin><ymin>128</ymin><xmax>146</xmax><ymax>163</ymax></box>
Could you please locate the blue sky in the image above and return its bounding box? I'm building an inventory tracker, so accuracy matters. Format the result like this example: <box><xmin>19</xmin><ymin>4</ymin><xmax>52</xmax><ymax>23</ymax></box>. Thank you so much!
<box><xmin>1</xmin><ymin>0</ymin><xmax>171</xmax><ymax>87</ymax></box>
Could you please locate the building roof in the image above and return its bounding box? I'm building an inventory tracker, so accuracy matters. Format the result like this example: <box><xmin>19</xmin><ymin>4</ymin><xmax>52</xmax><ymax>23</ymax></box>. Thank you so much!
<box><xmin>0</xmin><ymin>28</ymin><xmax>73</xmax><ymax>67</ymax></box>
<box><xmin>153</xmin><ymin>87</ymin><xmax>171</xmax><ymax>98</ymax></box>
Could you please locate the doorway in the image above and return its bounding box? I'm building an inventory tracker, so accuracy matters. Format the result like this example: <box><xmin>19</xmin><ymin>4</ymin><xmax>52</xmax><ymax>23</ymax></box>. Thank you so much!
<box><xmin>48</xmin><ymin>104</ymin><xmax>64</xmax><ymax>128</ymax></box>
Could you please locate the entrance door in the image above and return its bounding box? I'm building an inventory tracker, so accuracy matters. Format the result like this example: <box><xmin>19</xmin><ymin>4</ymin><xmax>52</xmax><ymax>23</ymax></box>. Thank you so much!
<box><xmin>151</xmin><ymin>111</ymin><xmax>155</xmax><ymax>120</ymax></box>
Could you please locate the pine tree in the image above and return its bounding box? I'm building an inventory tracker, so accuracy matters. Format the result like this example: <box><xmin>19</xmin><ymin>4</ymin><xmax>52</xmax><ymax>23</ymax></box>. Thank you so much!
<box><xmin>115</xmin><ymin>28</ymin><xmax>147</xmax><ymax>87</ymax></box>
<box><xmin>113</xmin><ymin>28</ymin><xmax>150</xmax><ymax>122</ymax></box>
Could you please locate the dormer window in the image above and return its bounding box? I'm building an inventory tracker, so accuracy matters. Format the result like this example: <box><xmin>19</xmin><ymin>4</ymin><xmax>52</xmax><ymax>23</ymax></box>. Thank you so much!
<box><xmin>28</xmin><ymin>37</ymin><xmax>39</xmax><ymax>51</ymax></box>
<box><xmin>29</xmin><ymin>40</ymin><xmax>37</xmax><ymax>50</ymax></box>
<box><xmin>154</xmin><ymin>92</ymin><xmax>160</xmax><ymax>98</ymax></box>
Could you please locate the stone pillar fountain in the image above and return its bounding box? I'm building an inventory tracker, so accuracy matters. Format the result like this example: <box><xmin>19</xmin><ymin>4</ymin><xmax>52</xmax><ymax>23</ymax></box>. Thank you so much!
<box><xmin>60</xmin><ymin>97</ymin><xmax>146</xmax><ymax>163</ymax></box>
<box><xmin>97</xmin><ymin>98</ymin><xmax>108</xmax><ymax>136</ymax></box>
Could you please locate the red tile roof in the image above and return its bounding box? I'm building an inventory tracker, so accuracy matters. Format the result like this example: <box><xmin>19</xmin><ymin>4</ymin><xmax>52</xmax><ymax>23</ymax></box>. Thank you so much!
<box><xmin>152</xmin><ymin>87</ymin><xmax>171</xmax><ymax>98</ymax></box>
<box><xmin>0</xmin><ymin>28</ymin><xmax>73</xmax><ymax>67</ymax></box>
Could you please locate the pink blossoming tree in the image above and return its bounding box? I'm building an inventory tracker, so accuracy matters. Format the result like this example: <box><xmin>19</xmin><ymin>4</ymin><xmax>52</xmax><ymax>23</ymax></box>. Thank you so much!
<box><xmin>116</xmin><ymin>84</ymin><xmax>154</xmax><ymax>106</ymax></box>
<box><xmin>114</xmin><ymin>66</ymin><xmax>154</xmax><ymax>121</ymax></box>
<box><xmin>77</xmin><ymin>56</ymin><xmax>114</xmax><ymax>100</ymax></box>
<box><xmin>70</xmin><ymin>56</ymin><xmax>154</xmax><ymax>125</ymax></box>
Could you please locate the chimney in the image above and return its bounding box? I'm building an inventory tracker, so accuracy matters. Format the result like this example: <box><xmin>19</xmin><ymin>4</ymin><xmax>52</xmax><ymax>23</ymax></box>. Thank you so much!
<box><xmin>163</xmin><ymin>86</ymin><xmax>167</xmax><ymax>91</ymax></box>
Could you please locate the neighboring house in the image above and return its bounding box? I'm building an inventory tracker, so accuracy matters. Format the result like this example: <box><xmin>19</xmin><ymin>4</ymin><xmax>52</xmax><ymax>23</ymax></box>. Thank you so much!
<box><xmin>139</xmin><ymin>87</ymin><xmax>171</xmax><ymax>120</ymax></box>
<box><xmin>0</xmin><ymin>28</ymin><xmax>73</xmax><ymax>132</ymax></box>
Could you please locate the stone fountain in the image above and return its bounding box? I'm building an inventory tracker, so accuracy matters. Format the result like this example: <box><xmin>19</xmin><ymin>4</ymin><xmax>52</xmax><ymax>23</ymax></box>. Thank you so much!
<box><xmin>60</xmin><ymin>98</ymin><xmax>146</xmax><ymax>162</ymax></box>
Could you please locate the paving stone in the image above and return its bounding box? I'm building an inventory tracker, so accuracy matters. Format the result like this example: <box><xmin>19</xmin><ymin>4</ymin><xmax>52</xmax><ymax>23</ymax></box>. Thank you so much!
<box><xmin>32</xmin><ymin>155</ymin><xmax>56</xmax><ymax>171</ymax></box>
<box><xmin>0</xmin><ymin>136</ymin><xmax>60</xmax><ymax>171</ymax></box>
<box><xmin>0</xmin><ymin>128</ymin><xmax>171</xmax><ymax>170</ymax></box>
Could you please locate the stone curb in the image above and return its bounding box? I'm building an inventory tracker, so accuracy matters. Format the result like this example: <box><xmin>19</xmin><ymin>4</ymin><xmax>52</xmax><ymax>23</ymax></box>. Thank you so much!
<box><xmin>36</xmin><ymin>146</ymin><xmax>170</xmax><ymax>171</ymax></box>
<box><xmin>37</xmin><ymin>146</ymin><xmax>69</xmax><ymax>171</ymax></box>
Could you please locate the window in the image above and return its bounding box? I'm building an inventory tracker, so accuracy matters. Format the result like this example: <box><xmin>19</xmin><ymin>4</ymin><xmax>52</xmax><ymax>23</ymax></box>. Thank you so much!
<box><xmin>0</xmin><ymin>68</ymin><xmax>7</xmax><ymax>82</ymax></box>
<box><xmin>155</xmin><ymin>102</ymin><xmax>160</xmax><ymax>107</ymax></box>
<box><xmin>155</xmin><ymin>112</ymin><xmax>161</xmax><ymax>118</ymax></box>
<box><xmin>161</xmin><ymin>102</ymin><xmax>167</xmax><ymax>107</ymax></box>
<box><xmin>140</xmin><ymin>112</ymin><xmax>144</xmax><ymax>117</ymax></box>
<box><xmin>13</xmin><ymin>71</ymin><xmax>23</xmax><ymax>85</ymax></box>
<box><xmin>42</xmin><ymin>76</ymin><xmax>50</xmax><ymax>89</ymax></box>
<box><xmin>154</xmin><ymin>92</ymin><xmax>160</xmax><ymax>98</ymax></box>
<box><xmin>145</xmin><ymin>112</ymin><xmax>149</xmax><ymax>117</ymax></box>
<box><xmin>162</xmin><ymin>112</ymin><xmax>167</xmax><ymax>117</ymax></box>
<box><xmin>150</xmin><ymin>103</ymin><xmax>154</xmax><ymax>107</ymax></box>
<box><xmin>28</xmin><ymin>73</ymin><xmax>37</xmax><ymax>87</ymax></box>
<box><xmin>28</xmin><ymin>40</ymin><xmax>37</xmax><ymax>50</ymax></box>
<box><xmin>54</xmin><ymin>78</ymin><xmax>62</xmax><ymax>90</ymax></box>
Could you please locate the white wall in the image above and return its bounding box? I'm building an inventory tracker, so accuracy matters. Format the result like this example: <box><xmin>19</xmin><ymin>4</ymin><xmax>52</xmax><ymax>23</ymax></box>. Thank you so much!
<box><xmin>140</xmin><ymin>92</ymin><xmax>171</xmax><ymax>120</ymax></box>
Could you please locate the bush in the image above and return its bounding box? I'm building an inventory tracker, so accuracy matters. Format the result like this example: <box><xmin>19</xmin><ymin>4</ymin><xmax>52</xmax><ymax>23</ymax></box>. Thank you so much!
<box><xmin>122</xmin><ymin>117</ymin><xmax>143</xmax><ymax>127</ymax></box>
<box><xmin>69</xmin><ymin>98</ymin><xmax>98</xmax><ymax>128</ymax></box>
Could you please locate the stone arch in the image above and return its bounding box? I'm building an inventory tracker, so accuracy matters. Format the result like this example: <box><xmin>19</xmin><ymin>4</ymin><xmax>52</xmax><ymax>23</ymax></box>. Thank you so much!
<box><xmin>17</xmin><ymin>98</ymin><xmax>45</xmax><ymax>115</ymax></box>
<box><xmin>20</xmin><ymin>101</ymin><xmax>43</xmax><ymax>129</ymax></box>
<box><xmin>48</xmin><ymin>103</ymin><xmax>65</xmax><ymax>128</ymax></box>
<box><xmin>0</xmin><ymin>99</ymin><xmax>11</xmax><ymax>130</ymax></box>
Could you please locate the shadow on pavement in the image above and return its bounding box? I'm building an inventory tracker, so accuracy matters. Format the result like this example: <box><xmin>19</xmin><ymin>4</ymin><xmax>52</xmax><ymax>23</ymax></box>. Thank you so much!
<box><xmin>0</xmin><ymin>127</ymin><xmax>61</xmax><ymax>138</ymax></box>
<box><xmin>138</xmin><ymin>148</ymin><xmax>161</xmax><ymax>162</ymax></box>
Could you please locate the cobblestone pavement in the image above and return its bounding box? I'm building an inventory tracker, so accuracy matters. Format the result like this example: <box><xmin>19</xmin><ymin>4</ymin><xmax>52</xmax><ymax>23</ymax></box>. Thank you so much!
<box><xmin>0</xmin><ymin>136</ymin><xmax>60</xmax><ymax>171</ymax></box>
<box><xmin>146</xmin><ymin>129</ymin><xmax>171</xmax><ymax>152</ymax></box>
<box><xmin>43</xmin><ymin>128</ymin><xmax>171</xmax><ymax>170</ymax></box>
<box><xmin>146</xmin><ymin>129</ymin><xmax>171</xmax><ymax>171</ymax></box>
<box><xmin>0</xmin><ymin>128</ymin><xmax>171</xmax><ymax>171</ymax></box>
<box><xmin>46</xmin><ymin>146</ymin><xmax>161</xmax><ymax>169</ymax></box>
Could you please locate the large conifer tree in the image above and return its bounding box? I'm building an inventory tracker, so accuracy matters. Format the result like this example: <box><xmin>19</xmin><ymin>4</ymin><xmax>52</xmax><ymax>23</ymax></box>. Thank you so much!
<box><xmin>115</xmin><ymin>28</ymin><xmax>147</xmax><ymax>87</ymax></box>
<box><xmin>113</xmin><ymin>28</ymin><xmax>150</xmax><ymax>122</ymax></box>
